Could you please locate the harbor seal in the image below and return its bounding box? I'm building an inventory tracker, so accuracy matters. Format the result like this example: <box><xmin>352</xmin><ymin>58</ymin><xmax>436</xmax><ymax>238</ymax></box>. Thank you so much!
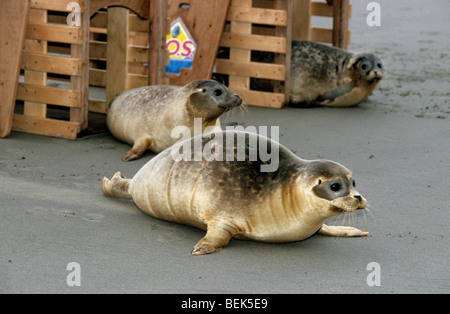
<box><xmin>102</xmin><ymin>130</ymin><xmax>369</xmax><ymax>255</ymax></box>
<box><xmin>290</xmin><ymin>40</ymin><xmax>383</xmax><ymax>107</ymax></box>
<box><xmin>107</xmin><ymin>80</ymin><xmax>242</xmax><ymax>161</ymax></box>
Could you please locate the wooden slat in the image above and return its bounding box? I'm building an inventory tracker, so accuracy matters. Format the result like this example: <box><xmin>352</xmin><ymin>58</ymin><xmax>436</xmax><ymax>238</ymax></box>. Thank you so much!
<box><xmin>227</xmin><ymin>6</ymin><xmax>287</xmax><ymax>26</ymax></box>
<box><xmin>220</xmin><ymin>32</ymin><xmax>286</xmax><ymax>53</ymax></box>
<box><xmin>311</xmin><ymin>2</ymin><xmax>333</xmax><ymax>17</ymax></box>
<box><xmin>88</xmin><ymin>99</ymin><xmax>107</xmax><ymax>114</ymax></box>
<box><xmin>89</xmin><ymin>41</ymin><xmax>107</xmax><ymax>60</ymax></box>
<box><xmin>128</xmin><ymin>46</ymin><xmax>148</xmax><ymax>63</ymax></box>
<box><xmin>0</xmin><ymin>0</ymin><xmax>30</xmax><ymax>138</ymax></box>
<box><xmin>89</xmin><ymin>69</ymin><xmax>107</xmax><ymax>86</ymax></box>
<box><xmin>129</xmin><ymin>14</ymin><xmax>149</xmax><ymax>33</ymax></box>
<box><xmin>310</xmin><ymin>28</ymin><xmax>351</xmax><ymax>45</ymax></box>
<box><xmin>128</xmin><ymin>74</ymin><xmax>148</xmax><ymax>89</ymax></box>
<box><xmin>12</xmin><ymin>114</ymin><xmax>81</xmax><ymax>140</ymax></box>
<box><xmin>310</xmin><ymin>27</ymin><xmax>333</xmax><ymax>43</ymax></box>
<box><xmin>90</xmin><ymin>27</ymin><xmax>107</xmax><ymax>34</ymax></box>
<box><xmin>90</xmin><ymin>11</ymin><xmax>107</xmax><ymax>28</ymax></box>
<box><xmin>27</xmin><ymin>23</ymin><xmax>82</xmax><ymax>45</ymax></box>
<box><xmin>16</xmin><ymin>83</ymin><xmax>81</xmax><ymax>108</ymax></box>
<box><xmin>22</xmin><ymin>53</ymin><xmax>82</xmax><ymax>76</ymax></box>
<box><xmin>216</xmin><ymin>59</ymin><xmax>285</xmax><ymax>81</ymax></box>
<box><xmin>231</xmin><ymin>88</ymin><xmax>285</xmax><ymax>109</ymax></box>
<box><xmin>30</xmin><ymin>0</ymin><xmax>85</xmax><ymax>12</ymax></box>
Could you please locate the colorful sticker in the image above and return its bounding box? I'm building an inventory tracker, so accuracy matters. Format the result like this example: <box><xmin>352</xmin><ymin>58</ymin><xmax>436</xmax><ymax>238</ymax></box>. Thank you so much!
<box><xmin>166</xmin><ymin>17</ymin><xmax>197</xmax><ymax>74</ymax></box>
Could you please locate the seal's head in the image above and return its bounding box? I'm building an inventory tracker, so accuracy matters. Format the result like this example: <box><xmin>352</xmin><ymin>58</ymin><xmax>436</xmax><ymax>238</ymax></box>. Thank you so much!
<box><xmin>305</xmin><ymin>160</ymin><xmax>367</xmax><ymax>215</ymax></box>
<box><xmin>185</xmin><ymin>80</ymin><xmax>242</xmax><ymax>120</ymax></box>
<box><xmin>350</xmin><ymin>54</ymin><xmax>384</xmax><ymax>84</ymax></box>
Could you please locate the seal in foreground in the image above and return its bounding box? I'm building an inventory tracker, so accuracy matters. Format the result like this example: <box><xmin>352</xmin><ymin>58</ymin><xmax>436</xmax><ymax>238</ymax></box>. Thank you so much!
<box><xmin>102</xmin><ymin>131</ymin><xmax>369</xmax><ymax>255</ymax></box>
<box><xmin>107</xmin><ymin>80</ymin><xmax>242</xmax><ymax>161</ymax></box>
<box><xmin>290</xmin><ymin>40</ymin><xmax>383</xmax><ymax>107</ymax></box>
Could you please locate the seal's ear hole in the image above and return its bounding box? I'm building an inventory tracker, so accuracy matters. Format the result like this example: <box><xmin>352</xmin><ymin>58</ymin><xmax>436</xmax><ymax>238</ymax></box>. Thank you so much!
<box><xmin>318</xmin><ymin>179</ymin><xmax>322</xmax><ymax>185</ymax></box>
<box><xmin>202</xmin><ymin>89</ymin><xmax>207</xmax><ymax>93</ymax></box>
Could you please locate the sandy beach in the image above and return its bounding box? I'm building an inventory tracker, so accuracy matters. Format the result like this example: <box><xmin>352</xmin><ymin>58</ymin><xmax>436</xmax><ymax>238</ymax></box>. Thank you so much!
<box><xmin>1</xmin><ymin>0</ymin><xmax>449</xmax><ymax>294</ymax></box>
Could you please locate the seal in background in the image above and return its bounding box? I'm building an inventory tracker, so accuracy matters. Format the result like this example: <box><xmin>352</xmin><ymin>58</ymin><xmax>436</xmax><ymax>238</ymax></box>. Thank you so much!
<box><xmin>107</xmin><ymin>80</ymin><xmax>242</xmax><ymax>161</ymax></box>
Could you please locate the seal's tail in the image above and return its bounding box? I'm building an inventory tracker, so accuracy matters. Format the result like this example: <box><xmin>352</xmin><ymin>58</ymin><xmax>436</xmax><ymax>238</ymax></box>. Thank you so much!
<box><xmin>102</xmin><ymin>172</ymin><xmax>132</xmax><ymax>200</ymax></box>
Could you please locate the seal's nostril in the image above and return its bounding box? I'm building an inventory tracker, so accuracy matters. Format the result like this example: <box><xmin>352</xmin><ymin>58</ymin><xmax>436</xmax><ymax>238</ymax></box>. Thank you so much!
<box><xmin>354</xmin><ymin>195</ymin><xmax>362</xmax><ymax>202</ymax></box>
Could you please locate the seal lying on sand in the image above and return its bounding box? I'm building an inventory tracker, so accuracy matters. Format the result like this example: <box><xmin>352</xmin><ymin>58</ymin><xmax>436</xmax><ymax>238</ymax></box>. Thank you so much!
<box><xmin>107</xmin><ymin>80</ymin><xmax>242</xmax><ymax>161</ymax></box>
<box><xmin>102</xmin><ymin>130</ymin><xmax>369</xmax><ymax>255</ymax></box>
<box><xmin>290</xmin><ymin>40</ymin><xmax>383</xmax><ymax>107</ymax></box>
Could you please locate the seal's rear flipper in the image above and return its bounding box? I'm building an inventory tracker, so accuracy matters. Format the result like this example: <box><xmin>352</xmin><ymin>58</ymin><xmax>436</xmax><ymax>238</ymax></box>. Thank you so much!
<box><xmin>102</xmin><ymin>172</ymin><xmax>132</xmax><ymax>200</ymax></box>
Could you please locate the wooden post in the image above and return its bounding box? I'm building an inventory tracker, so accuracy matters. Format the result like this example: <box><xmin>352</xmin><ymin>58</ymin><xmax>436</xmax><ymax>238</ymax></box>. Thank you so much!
<box><xmin>332</xmin><ymin>0</ymin><xmax>349</xmax><ymax>49</ymax></box>
<box><xmin>292</xmin><ymin>0</ymin><xmax>311</xmax><ymax>41</ymax></box>
<box><xmin>274</xmin><ymin>0</ymin><xmax>293</xmax><ymax>104</ymax></box>
<box><xmin>23</xmin><ymin>9</ymin><xmax>48</xmax><ymax>119</ymax></box>
<box><xmin>0</xmin><ymin>0</ymin><xmax>30</xmax><ymax>138</ymax></box>
<box><xmin>71</xmin><ymin>0</ymin><xmax>90</xmax><ymax>130</ymax></box>
<box><xmin>228</xmin><ymin>0</ymin><xmax>252</xmax><ymax>92</ymax></box>
<box><xmin>165</xmin><ymin>0</ymin><xmax>231</xmax><ymax>86</ymax></box>
<box><xmin>106</xmin><ymin>7</ymin><xmax>130</xmax><ymax>107</ymax></box>
<box><xmin>148</xmin><ymin>0</ymin><xmax>168</xmax><ymax>86</ymax></box>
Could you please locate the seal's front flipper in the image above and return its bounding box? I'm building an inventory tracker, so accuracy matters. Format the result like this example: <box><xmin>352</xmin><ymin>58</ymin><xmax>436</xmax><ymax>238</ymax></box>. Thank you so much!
<box><xmin>122</xmin><ymin>137</ymin><xmax>155</xmax><ymax>162</ymax></box>
<box><xmin>192</xmin><ymin>222</ymin><xmax>236</xmax><ymax>255</ymax></box>
<box><xmin>319</xmin><ymin>224</ymin><xmax>369</xmax><ymax>237</ymax></box>
<box><xmin>317</xmin><ymin>84</ymin><xmax>354</xmax><ymax>105</ymax></box>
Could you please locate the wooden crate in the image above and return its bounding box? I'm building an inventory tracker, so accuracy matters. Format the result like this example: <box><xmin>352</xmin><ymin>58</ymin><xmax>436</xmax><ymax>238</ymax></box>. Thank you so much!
<box><xmin>13</xmin><ymin>0</ymin><xmax>89</xmax><ymax>140</ymax></box>
<box><xmin>88</xmin><ymin>7</ymin><xmax>151</xmax><ymax>114</ymax></box>
<box><xmin>88</xmin><ymin>0</ymin><xmax>230</xmax><ymax>114</ymax></box>
<box><xmin>213</xmin><ymin>0</ymin><xmax>293</xmax><ymax>109</ymax></box>
<box><xmin>294</xmin><ymin>0</ymin><xmax>352</xmax><ymax>48</ymax></box>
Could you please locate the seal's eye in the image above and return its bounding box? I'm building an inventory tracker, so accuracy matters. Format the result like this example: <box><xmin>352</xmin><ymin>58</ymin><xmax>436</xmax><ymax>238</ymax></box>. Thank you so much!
<box><xmin>202</xmin><ymin>89</ymin><xmax>207</xmax><ymax>93</ymax></box>
<box><xmin>214</xmin><ymin>89</ymin><xmax>223</xmax><ymax>97</ymax></box>
<box><xmin>361</xmin><ymin>64</ymin><xmax>369</xmax><ymax>71</ymax></box>
<box><xmin>377</xmin><ymin>63</ymin><xmax>383</xmax><ymax>69</ymax></box>
<box><xmin>353</xmin><ymin>180</ymin><xmax>356</xmax><ymax>187</ymax></box>
<box><xmin>330</xmin><ymin>183</ymin><xmax>342</xmax><ymax>192</ymax></box>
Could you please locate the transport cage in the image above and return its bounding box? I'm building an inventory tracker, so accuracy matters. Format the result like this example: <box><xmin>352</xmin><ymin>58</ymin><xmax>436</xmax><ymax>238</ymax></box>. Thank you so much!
<box><xmin>13</xmin><ymin>0</ymin><xmax>90</xmax><ymax>140</ymax></box>
<box><xmin>214</xmin><ymin>0</ymin><xmax>351</xmax><ymax>108</ymax></box>
<box><xmin>3</xmin><ymin>0</ymin><xmax>350</xmax><ymax>139</ymax></box>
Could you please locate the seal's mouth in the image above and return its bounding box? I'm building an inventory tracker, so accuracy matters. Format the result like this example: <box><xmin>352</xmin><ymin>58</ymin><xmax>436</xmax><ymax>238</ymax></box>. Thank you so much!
<box><xmin>367</xmin><ymin>70</ymin><xmax>383</xmax><ymax>83</ymax></box>
<box><xmin>330</xmin><ymin>197</ymin><xmax>367</xmax><ymax>214</ymax></box>
<box><xmin>219</xmin><ymin>95</ymin><xmax>243</xmax><ymax>111</ymax></box>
